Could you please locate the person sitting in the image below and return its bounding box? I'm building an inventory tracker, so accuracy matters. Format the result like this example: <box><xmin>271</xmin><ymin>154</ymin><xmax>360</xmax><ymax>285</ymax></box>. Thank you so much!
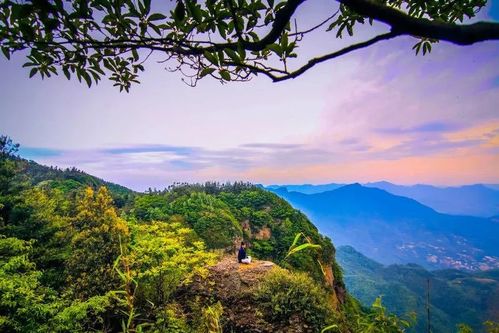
<box><xmin>238</xmin><ymin>241</ymin><xmax>251</xmax><ymax>264</ymax></box>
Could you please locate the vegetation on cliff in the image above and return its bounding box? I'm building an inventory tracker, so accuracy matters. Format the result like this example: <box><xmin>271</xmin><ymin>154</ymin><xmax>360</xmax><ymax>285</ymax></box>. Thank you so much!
<box><xmin>1</xmin><ymin>136</ymin><xmax>412</xmax><ymax>332</ymax></box>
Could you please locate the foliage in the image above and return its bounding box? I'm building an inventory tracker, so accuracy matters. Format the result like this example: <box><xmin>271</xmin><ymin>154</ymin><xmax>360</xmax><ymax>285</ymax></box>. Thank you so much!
<box><xmin>484</xmin><ymin>321</ymin><xmax>499</xmax><ymax>333</ymax></box>
<box><xmin>168</xmin><ymin>192</ymin><xmax>243</xmax><ymax>249</ymax></box>
<box><xmin>455</xmin><ymin>322</ymin><xmax>499</xmax><ymax>333</ymax></box>
<box><xmin>284</xmin><ymin>232</ymin><xmax>322</xmax><ymax>261</ymax></box>
<box><xmin>0</xmin><ymin>236</ymin><xmax>56</xmax><ymax>332</ymax></box>
<box><xmin>124</xmin><ymin>182</ymin><xmax>344</xmax><ymax>286</ymax></box>
<box><xmin>0</xmin><ymin>0</ymin><xmax>495</xmax><ymax>89</ymax></box>
<box><xmin>127</xmin><ymin>218</ymin><xmax>217</xmax><ymax>308</ymax></box>
<box><xmin>458</xmin><ymin>323</ymin><xmax>475</xmax><ymax>333</ymax></box>
<box><xmin>255</xmin><ymin>267</ymin><xmax>336</xmax><ymax>329</ymax></box>
<box><xmin>66</xmin><ymin>186</ymin><xmax>130</xmax><ymax>299</ymax></box>
<box><xmin>0</xmin><ymin>135</ymin><xmax>21</xmax><ymax>226</ymax></box>
<box><xmin>152</xmin><ymin>303</ymin><xmax>191</xmax><ymax>333</ymax></box>
<box><xmin>0</xmin><ymin>135</ymin><xmax>19</xmax><ymax>157</ymax></box>
<box><xmin>354</xmin><ymin>297</ymin><xmax>413</xmax><ymax>333</ymax></box>
<box><xmin>201</xmin><ymin>301</ymin><xmax>223</xmax><ymax>333</ymax></box>
<box><xmin>52</xmin><ymin>293</ymin><xmax>114</xmax><ymax>333</ymax></box>
<box><xmin>7</xmin><ymin>187</ymin><xmax>72</xmax><ymax>288</ymax></box>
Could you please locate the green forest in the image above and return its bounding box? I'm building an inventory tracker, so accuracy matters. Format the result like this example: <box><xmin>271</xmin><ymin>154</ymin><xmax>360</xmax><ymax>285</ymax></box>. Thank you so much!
<box><xmin>0</xmin><ymin>136</ymin><xmax>426</xmax><ymax>332</ymax></box>
<box><xmin>337</xmin><ymin>246</ymin><xmax>499</xmax><ymax>333</ymax></box>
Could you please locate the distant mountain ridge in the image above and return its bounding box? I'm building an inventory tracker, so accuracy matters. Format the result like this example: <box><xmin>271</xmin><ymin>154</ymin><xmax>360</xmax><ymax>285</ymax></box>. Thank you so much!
<box><xmin>268</xmin><ymin>184</ymin><xmax>499</xmax><ymax>271</ymax></box>
<box><xmin>266</xmin><ymin>181</ymin><xmax>499</xmax><ymax>217</ymax></box>
<box><xmin>266</xmin><ymin>183</ymin><xmax>344</xmax><ymax>194</ymax></box>
<box><xmin>365</xmin><ymin>181</ymin><xmax>499</xmax><ymax>217</ymax></box>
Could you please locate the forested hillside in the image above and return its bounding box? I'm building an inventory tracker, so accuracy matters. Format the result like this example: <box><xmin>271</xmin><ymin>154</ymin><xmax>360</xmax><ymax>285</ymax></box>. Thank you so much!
<box><xmin>337</xmin><ymin>246</ymin><xmax>499</xmax><ymax>333</ymax></box>
<box><xmin>0</xmin><ymin>137</ymin><xmax>417</xmax><ymax>332</ymax></box>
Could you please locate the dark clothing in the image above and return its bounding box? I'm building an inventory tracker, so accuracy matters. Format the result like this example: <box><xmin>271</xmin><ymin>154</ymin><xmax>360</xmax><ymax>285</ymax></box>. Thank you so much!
<box><xmin>238</xmin><ymin>247</ymin><xmax>246</xmax><ymax>263</ymax></box>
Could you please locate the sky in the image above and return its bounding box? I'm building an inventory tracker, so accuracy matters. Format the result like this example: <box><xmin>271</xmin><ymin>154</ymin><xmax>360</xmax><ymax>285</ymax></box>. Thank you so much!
<box><xmin>1</xmin><ymin>1</ymin><xmax>499</xmax><ymax>191</ymax></box>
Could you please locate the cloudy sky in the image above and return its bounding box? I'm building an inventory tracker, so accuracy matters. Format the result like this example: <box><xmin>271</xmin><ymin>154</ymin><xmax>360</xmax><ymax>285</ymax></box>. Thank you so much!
<box><xmin>1</xmin><ymin>1</ymin><xmax>498</xmax><ymax>191</ymax></box>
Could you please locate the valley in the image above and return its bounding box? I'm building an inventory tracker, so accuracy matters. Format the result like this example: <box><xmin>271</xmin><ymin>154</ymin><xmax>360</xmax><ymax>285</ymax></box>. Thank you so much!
<box><xmin>268</xmin><ymin>184</ymin><xmax>499</xmax><ymax>271</ymax></box>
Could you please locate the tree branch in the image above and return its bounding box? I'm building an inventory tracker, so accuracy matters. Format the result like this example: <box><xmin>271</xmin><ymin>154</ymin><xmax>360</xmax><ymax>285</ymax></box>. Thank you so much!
<box><xmin>271</xmin><ymin>31</ymin><xmax>400</xmax><ymax>82</ymax></box>
<box><xmin>195</xmin><ymin>0</ymin><xmax>306</xmax><ymax>53</ymax></box>
<box><xmin>338</xmin><ymin>0</ymin><xmax>499</xmax><ymax>45</ymax></box>
<box><xmin>289</xmin><ymin>9</ymin><xmax>340</xmax><ymax>37</ymax></box>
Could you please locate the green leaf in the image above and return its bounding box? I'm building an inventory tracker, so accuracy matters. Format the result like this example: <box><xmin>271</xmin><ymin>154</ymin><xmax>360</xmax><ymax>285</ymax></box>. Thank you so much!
<box><xmin>29</xmin><ymin>68</ymin><xmax>38</xmax><ymax>78</ymax></box>
<box><xmin>82</xmin><ymin>71</ymin><xmax>92</xmax><ymax>87</ymax></box>
<box><xmin>131</xmin><ymin>49</ymin><xmax>139</xmax><ymax>62</ymax></box>
<box><xmin>144</xmin><ymin>0</ymin><xmax>151</xmax><ymax>14</ymax></box>
<box><xmin>290</xmin><ymin>232</ymin><xmax>303</xmax><ymax>249</ymax></box>
<box><xmin>281</xmin><ymin>32</ymin><xmax>288</xmax><ymax>48</ymax></box>
<box><xmin>204</xmin><ymin>51</ymin><xmax>219</xmax><ymax>66</ymax></box>
<box><xmin>148</xmin><ymin>13</ymin><xmax>166</xmax><ymax>21</ymax></box>
<box><xmin>199</xmin><ymin>67</ymin><xmax>215</xmax><ymax>78</ymax></box>
<box><xmin>219</xmin><ymin>70</ymin><xmax>231</xmax><ymax>81</ymax></box>
<box><xmin>372</xmin><ymin>296</ymin><xmax>383</xmax><ymax>309</ymax></box>
<box><xmin>284</xmin><ymin>243</ymin><xmax>321</xmax><ymax>260</ymax></box>
<box><xmin>63</xmin><ymin>67</ymin><xmax>71</xmax><ymax>80</ymax></box>
<box><xmin>1</xmin><ymin>47</ymin><xmax>10</xmax><ymax>60</ymax></box>
<box><xmin>237</xmin><ymin>41</ymin><xmax>246</xmax><ymax>60</ymax></box>
<box><xmin>174</xmin><ymin>1</ymin><xmax>186</xmax><ymax>21</ymax></box>
<box><xmin>186</xmin><ymin>1</ymin><xmax>203</xmax><ymax>23</ymax></box>
<box><xmin>267</xmin><ymin>43</ymin><xmax>282</xmax><ymax>57</ymax></box>
<box><xmin>321</xmin><ymin>325</ymin><xmax>339</xmax><ymax>333</ymax></box>
<box><xmin>224</xmin><ymin>49</ymin><xmax>240</xmax><ymax>62</ymax></box>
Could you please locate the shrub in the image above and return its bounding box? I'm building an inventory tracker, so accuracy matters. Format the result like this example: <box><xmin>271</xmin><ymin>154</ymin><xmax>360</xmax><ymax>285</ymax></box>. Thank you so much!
<box><xmin>255</xmin><ymin>267</ymin><xmax>335</xmax><ymax>329</ymax></box>
<box><xmin>151</xmin><ymin>303</ymin><xmax>191</xmax><ymax>333</ymax></box>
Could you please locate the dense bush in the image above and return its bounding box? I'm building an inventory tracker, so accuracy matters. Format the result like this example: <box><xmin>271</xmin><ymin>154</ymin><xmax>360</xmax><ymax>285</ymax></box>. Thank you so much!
<box><xmin>255</xmin><ymin>267</ymin><xmax>336</xmax><ymax>329</ymax></box>
<box><xmin>128</xmin><ymin>218</ymin><xmax>217</xmax><ymax>308</ymax></box>
<box><xmin>0</xmin><ymin>237</ymin><xmax>56</xmax><ymax>332</ymax></box>
<box><xmin>66</xmin><ymin>187</ymin><xmax>130</xmax><ymax>299</ymax></box>
<box><xmin>168</xmin><ymin>192</ymin><xmax>243</xmax><ymax>249</ymax></box>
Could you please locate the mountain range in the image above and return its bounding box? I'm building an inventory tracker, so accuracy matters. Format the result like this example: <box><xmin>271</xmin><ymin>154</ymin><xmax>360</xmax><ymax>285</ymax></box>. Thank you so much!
<box><xmin>365</xmin><ymin>181</ymin><xmax>499</xmax><ymax>218</ymax></box>
<box><xmin>268</xmin><ymin>184</ymin><xmax>499</xmax><ymax>271</ymax></box>
<box><xmin>267</xmin><ymin>182</ymin><xmax>499</xmax><ymax>217</ymax></box>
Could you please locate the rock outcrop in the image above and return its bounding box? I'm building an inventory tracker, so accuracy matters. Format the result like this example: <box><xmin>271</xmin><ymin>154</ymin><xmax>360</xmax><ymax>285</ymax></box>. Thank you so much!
<box><xmin>178</xmin><ymin>256</ymin><xmax>340</xmax><ymax>333</ymax></box>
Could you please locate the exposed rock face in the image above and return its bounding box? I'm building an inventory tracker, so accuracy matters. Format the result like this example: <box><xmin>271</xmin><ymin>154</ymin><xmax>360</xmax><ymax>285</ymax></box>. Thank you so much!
<box><xmin>241</xmin><ymin>220</ymin><xmax>251</xmax><ymax>236</ymax></box>
<box><xmin>254</xmin><ymin>226</ymin><xmax>271</xmax><ymax>240</ymax></box>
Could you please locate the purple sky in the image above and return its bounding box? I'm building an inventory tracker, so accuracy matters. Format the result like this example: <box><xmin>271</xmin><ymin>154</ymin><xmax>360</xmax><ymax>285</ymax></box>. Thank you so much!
<box><xmin>1</xmin><ymin>1</ymin><xmax>498</xmax><ymax>191</ymax></box>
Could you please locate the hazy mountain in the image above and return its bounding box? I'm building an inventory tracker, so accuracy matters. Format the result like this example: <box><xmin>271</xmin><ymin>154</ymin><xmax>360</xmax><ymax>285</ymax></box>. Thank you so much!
<box><xmin>267</xmin><ymin>181</ymin><xmax>499</xmax><ymax>217</ymax></box>
<box><xmin>337</xmin><ymin>245</ymin><xmax>499</xmax><ymax>333</ymax></box>
<box><xmin>266</xmin><ymin>183</ymin><xmax>344</xmax><ymax>194</ymax></box>
<box><xmin>269</xmin><ymin>184</ymin><xmax>499</xmax><ymax>271</ymax></box>
<box><xmin>484</xmin><ymin>184</ymin><xmax>499</xmax><ymax>191</ymax></box>
<box><xmin>365</xmin><ymin>181</ymin><xmax>499</xmax><ymax>217</ymax></box>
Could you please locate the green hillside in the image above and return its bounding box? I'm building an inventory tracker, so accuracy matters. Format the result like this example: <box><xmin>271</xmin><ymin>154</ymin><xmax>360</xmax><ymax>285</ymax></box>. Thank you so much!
<box><xmin>337</xmin><ymin>245</ymin><xmax>499</xmax><ymax>333</ymax></box>
<box><xmin>0</xmin><ymin>138</ymin><xmax>417</xmax><ymax>332</ymax></box>
<box><xmin>9</xmin><ymin>154</ymin><xmax>134</xmax><ymax>206</ymax></box>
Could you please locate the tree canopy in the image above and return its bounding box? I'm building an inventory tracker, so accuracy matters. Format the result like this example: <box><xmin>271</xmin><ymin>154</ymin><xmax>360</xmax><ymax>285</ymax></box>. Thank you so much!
<box><xmin>1</xmin><ymin>0</ymin><xmax>498</xmax><ymax>90</ymax></box>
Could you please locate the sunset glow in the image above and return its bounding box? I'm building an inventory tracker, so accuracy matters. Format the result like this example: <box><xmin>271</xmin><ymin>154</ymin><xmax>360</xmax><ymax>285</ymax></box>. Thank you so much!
<box><xmin>1</xmin><ymin>3</ymin><xmax>498</xmax><ymax>191</ymax></box>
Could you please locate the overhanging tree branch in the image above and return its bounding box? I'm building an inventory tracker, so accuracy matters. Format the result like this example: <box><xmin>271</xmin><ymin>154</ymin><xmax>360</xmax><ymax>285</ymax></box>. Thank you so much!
<box><xmin>338</xmin><ymin>0</ymin><xmax>499</xmax><ymax>45</ymax></box>
<box><xmin>2</xmin><ymin>0</ymin><xmax>498</xmax><ymax>89</ymax></box>
<box><xmin>222</xmin><ymin>31</ymin><xmax>400</xmax><ymax>82</ymax></box>
<box><xmin>272</xmin><ymin>31</ymin><xmax>401</xmax><ymax>82</ymax></box>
